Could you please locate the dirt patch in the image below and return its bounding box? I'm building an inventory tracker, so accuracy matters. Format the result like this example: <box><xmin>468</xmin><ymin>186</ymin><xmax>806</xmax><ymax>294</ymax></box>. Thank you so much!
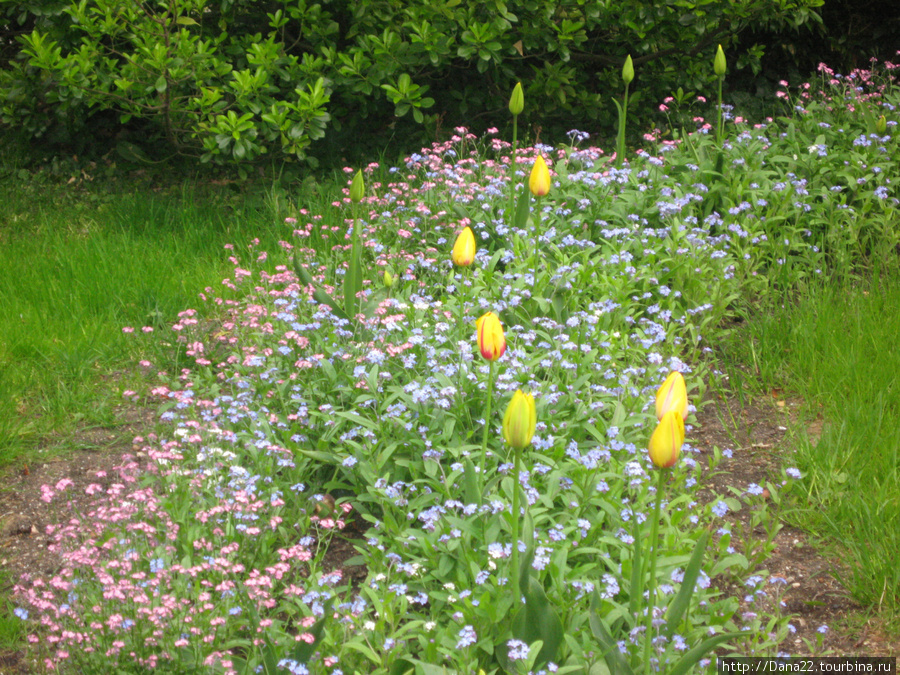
<box><xmin>0</xmin><ymin>392</ymin><xmax>897</xmax><ymax>673</ymax></box>
<box><xmin>692</xmin><ymin>393</ymin><xmax>900</xmax><ymax>657</ymax></box>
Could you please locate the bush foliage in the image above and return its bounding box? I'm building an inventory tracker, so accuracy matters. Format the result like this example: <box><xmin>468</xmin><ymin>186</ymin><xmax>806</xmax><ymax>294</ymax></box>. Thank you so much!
<box><xmin>0</xmin><ymin>0</ymin><xmax>824</xmax><ymax>165</ymax></box>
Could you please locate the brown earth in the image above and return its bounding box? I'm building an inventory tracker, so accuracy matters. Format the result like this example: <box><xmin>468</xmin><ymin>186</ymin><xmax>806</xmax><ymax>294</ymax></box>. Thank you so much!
<box><xmin>0</xmin><ymin>391</ymin><xmax>897</xmax><ymax>674</ymax></box>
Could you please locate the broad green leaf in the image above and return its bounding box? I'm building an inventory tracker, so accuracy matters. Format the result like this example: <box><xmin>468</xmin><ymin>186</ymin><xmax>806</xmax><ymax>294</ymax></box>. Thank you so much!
<box><xmin>589</xmin><ymin>590</ymin><xmax>634</xmax><ymax>675</ymax></box>
<box><xmin>667</xmin><ymin>631</ymin><xmax>751</xmax><ymax>675</ymax></box>
<box><xmin>664</xmin><ymin>530</ymin><xmax>710</xmax><ymax>640</ymax></box>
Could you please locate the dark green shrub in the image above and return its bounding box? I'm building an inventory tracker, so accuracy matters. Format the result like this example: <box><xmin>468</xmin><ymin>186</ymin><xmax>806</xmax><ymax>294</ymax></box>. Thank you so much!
<box><xmin>0</xmin><ymin>0</ymin><xmax>824</xmax><ymax>166</ymax></box>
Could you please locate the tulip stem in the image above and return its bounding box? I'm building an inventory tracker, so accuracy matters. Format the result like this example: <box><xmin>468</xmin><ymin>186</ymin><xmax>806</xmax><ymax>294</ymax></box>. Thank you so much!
<box><xmin>480</xmin><ymin>360</ymin><xmax>495</xmax><ymax>491</ymax></box>
<box><xmin>457</xmin><ymin>269</ymin><xmax>468</xmax><ymax>398</ymax></box>
<box><xmin>716</xmin><ymin>76</ymin><xmax>725</xmax><ymax>147</ymax></box>
<box><xmin>532</xmin><ymin>195</ymin><xmax>542</xmax><ymax>291</ymax></box>
<box><xmin>509</xmin><ymin>115</ymin><xmax>518</xmax><ymax>218</ymax></box>
<box><xmin>510</xmin><ymin>443</ymin><xmax>521</xmax><ymax>607</ymax></box>
<box><xmin>643</xmin><ymin>468</ymin><xmax>666</xmax><ymax>674</ymax></box>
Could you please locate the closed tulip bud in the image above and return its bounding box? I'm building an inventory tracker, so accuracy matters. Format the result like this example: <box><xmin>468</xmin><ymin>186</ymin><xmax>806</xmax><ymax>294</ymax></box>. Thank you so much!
<box><xmin>503</xmin><ymin>390</ymin><xmax>536</xmax><ymax>451</ymax></box>
<box><xmin>383</xmin><ymin>270</ymin><xmax>394</xmax><ymax>287</ymax></box>
<box><xmin>349</xmin><ymin>169</ymin><xmax>365</xmax><ymax>203</ymax></box>
<box><xmin>451</xmin><ymin>226</ymin><xmax>476</xmax><ymax>267</ymax></box>
<box><xmin>649</xmin><ymin>410</ymin><xmax>685</xmax><ymax>469</ymax></box>
<box><xmin>655</xmin><ymin>371</ymin><xmax>688</xmax><ymax>421</ymax></box>
<box><xmin>529</xmin><ymin>155</ymin><xmax>551</xmax><ymax>197</ymax></box>
<box><xmin>509</xmin><ymin>82</ymin><xmax>524</xmax><ymax>116</ymax></box>
<box><xmin>476</xmin><ymin>312</ymin><xmax>506</xmax><ymax>361</ymax></box>
<box><xmin>622</xmin><ymin>54</ymin><xmax>634</xmax><ymax>86</ymax></box>
<box><xmin>714</xmin><ymin>44</ymin><xmax>726</xmax><ymax>77</ymax></box>
<box><xmin>876</xmin><ymin>115</ymin><xmax>887</xmax><ymax>134</ymax></box>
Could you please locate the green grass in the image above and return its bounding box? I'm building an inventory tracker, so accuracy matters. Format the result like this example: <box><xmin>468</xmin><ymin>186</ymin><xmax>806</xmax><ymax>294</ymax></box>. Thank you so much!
<box><xmin>0</xmin><ymin>172</ymin><xmax>339</xmax><ymax>465</ymax></box>
<box><xmin>721</xmin><ymin>271</ymin><xmax>900</xmax><ymax>613</ymax></box>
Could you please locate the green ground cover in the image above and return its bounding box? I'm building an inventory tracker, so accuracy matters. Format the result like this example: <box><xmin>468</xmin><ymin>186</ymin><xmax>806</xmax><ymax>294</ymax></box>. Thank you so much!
<box><xmin>1</xmin><ymin>56</ymin><xmax>899</xmax><ymax>674</ymax></box>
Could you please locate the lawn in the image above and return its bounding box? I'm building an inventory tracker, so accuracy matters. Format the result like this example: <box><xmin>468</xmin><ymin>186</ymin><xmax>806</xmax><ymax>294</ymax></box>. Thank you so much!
<box><xmin>2</xmin><ymin>57</ymin><xmax>899</xmax><ymax>674</ymax></box>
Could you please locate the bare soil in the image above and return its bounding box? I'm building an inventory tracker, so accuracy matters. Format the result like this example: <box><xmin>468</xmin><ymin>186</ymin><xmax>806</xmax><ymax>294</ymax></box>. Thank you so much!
<box><xmin>0</xmin><ymin>392</ymin><xmax>897</xmax><ymax>673</ymax></box>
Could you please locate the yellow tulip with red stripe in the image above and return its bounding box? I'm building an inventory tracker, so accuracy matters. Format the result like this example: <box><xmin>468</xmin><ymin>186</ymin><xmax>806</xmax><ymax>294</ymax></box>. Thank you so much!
<box><xmin>476</xmin><ymin>312</ymin><xmax>506</xmax><ymax>361</ymax></box>
<box><xmin>649</xmin><ymin>410</ymin><xmax>685</xmax><ymax>469</ymax></box>
<box><xmin>655</xmin><ymin>371</ymin><xmax>688</xmax><ymax>421</ymax></box>
<box><xmin>503</xmin><ymin>390</ymin><xmax>536</xmax><ymax>451</ymax></box>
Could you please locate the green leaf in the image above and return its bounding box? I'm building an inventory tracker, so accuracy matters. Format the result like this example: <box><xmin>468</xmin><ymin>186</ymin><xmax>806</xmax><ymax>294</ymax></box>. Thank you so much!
<box><xmin>667</xmin><ymin>631</ymin><xmax>751</xmax><ymax>675</ymax></box>
<box><xmin>463</xmin><ymin>458</ymin><xmax>481</xmax><ymax>506</ymax></box>
<box><xmin>514</xmin><ymin>182</ymin><xmax>531</xmax><ymax>230</ymax></box>
<box><xmin>589</xmin><ymin>590</ymin><xmax>635</xmax><ymax>675</ymax></box>
<box><xmin>512</xmin><ymin>574</ymin><xmax>564</xmax><ymax>668</ymax></box>
<box><xmin>289</xmin><ymin>598</ymin><xmax>333</xmax><ymax>663</ymax></box>
<box><xmin>628</xmin><ymin>517</ymin><xmax>643</xmax><ymax>618</ymax></box>
<box><xmin>664</xmin><ymin>529</ymin><xmax>709</xmax><ymax>640</ymax></box>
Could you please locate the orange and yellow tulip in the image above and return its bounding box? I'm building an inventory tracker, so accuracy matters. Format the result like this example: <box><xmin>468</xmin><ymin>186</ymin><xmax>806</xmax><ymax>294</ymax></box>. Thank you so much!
<box><xmin>476</xmin><ymin>312</ymin><xmax>506</xmax><ymax>361</ymax></box>
<box><xmin>655</xmin><ymin>371</ymin><xmax>688</xmax><ymax>421</ymax></box>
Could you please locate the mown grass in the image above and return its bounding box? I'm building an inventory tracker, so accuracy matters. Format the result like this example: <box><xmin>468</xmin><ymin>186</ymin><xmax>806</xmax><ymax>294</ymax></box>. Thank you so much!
<box><xmin>0</xmin><ymin>170</ymin><xmax>336</xmax><ymax>465</ymax></box>
<box><xmin>721</xmin><ymin>269</ymin><xmax>900</xmax><ymax>613</ymax></box>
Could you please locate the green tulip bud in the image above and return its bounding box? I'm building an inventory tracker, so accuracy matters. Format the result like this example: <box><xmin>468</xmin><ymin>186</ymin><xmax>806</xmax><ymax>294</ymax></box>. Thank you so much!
<box><xmin>714</xmin><ymin>44</ymin><xmax>726</xmax><ymax>78</ymax></box>
<box><xmin>509</xmin><ymin>82</ymin><xmax>524</xmax><ymax>116</ymax></box>
<box><xmin>349</xmin><ymin>169</ymin><xmax>365</xmax><ymax>203</ymax></box>
<box><xmin>383</xmin><ymin>270</ymin><xmax>395</xmax><ymax>288</ymax></box>
<box><xmin>622</xmin><ymin>55</ymin><xmax>634</xmax><ymax>86</ymax></box>
<box><xmin>876</xmin><ymin>115</ymin><xmax>887</xmax><ymax>134</ymax></box>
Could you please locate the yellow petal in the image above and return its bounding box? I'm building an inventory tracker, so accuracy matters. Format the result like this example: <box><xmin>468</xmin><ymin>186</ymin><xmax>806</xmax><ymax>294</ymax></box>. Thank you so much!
<box><xmin>503</xmin><ymin>390</ymin><xmax>536</xmax><ymax>450</ymax></box>
<box><xmin>451</xmin><ymin>226</ymin><xmax>476</xmax><ymax>267</ymax></box>
<box><xmin>529</xmin><ymin>155</ymin><xmax>551</xmax><ymax>197</ymax></box>
<box><xmin>476</xmin><ymin>312</ymin><xmax>506</xmax><ymax>361</ymax></box>
<box><xmin>655</xmin><ymin>371</ymin><xmax>688</xmax><ymax>421</ymax></box>
<box><xmin>649</xmin><ymin>410</ymin><xmax>685</xmax><ymax>469</ymax></box>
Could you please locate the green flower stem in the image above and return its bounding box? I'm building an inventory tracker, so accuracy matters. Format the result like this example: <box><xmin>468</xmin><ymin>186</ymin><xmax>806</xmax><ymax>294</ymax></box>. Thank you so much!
<box><xmin>643</xmin><ymin>468</ymin><xmax>666</xmax><ymax>673</ymax></box>
<box><xmin>617</xmin><ymin>83</ymin><xmax>630</xmax><ymax>167</ymax></box>
<box><xmin>716</xmin><ymin>76</ymin><xmax>724</xmax><ymax>146</ymax></box>
<box><xmin>509</xmin><ymin>115</ymin><xmax>519</xmax><ymax>217</ymax></box>
<box><xmin>457</xmin><ymin>269</ymin><xmax>468</xmax><ymax>396</ymax></box>
<box><xmin>511</xmin><ymin>443</ymin><xmax>522</xmax><ymax>606</ymax></box>
<box><xmin>480</xmin><ymin>360</ymin><xmax>496</xmax><ymax>490</ymax></box>
<box><xmin>533</xmin><ymin>195</ymin><xmax>542</xmax><ymax>290</ymax></box>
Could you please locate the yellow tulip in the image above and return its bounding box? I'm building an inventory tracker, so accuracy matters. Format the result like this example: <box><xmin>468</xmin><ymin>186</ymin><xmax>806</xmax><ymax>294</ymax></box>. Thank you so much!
<box><xmin>655</xmin><ymin>371</ymin><xmax>688</xmax><ymax>421</ymax></box>
<box><xmin>503</xmin><ymin>390</ymin><xmax>536</xmax><ymax>451</ymax></box>
<box><xmin>451</xmin><ymin>226</ymin><xmax>476</xmax><ymax>267</ymax></box>
<box><xmin>649</xmin><ymin>410</ymin><xmax>685</xmax><ymax>469</ymax></box>
<box><xmin>476</xmin><ymin>312</ymin><xmax>506</xmax><ymax>361</ymax></box>
<box><xmin>714</xmin><ymin>44</ymin><xmax>726</xmax><ymax>77</ymax></box>
<box><xmin>529</xmin><ymin>155</ymin><xmax>551</xmax><ymax>197</ymax></box>
<box><xmin>509</xmin><ymin>82</ymin><xmax>524</xmax><ymax>116</ymax></box>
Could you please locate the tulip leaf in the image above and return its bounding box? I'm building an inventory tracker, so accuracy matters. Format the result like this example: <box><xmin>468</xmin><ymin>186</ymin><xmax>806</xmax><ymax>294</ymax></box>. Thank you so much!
<box><xmin>514</xmin><ymin>182</ymin><xmax>531</xmax><ymax>230</ymax></box>
<box><xmin>628</xmin><ymin>516</ymin><xmax>643</xmax><ymax>619</ymax></box>
<box><xmin>289</xmin><ymin>597</ymin><xmax>334</xmax><ymax>663</ymax></box>
<box><xmin>511</xmin><ymin>573</ymin><xmax>563</xmax><ymax>668</ymax></box>
<box><xmin>345</xmin><ymin>217</ymin><xmax>363</xmax><ymax>319</ymax></box>
<box><xmin>667</xmin><ymin>631</ymin><xmax>751</xmax><ymax>675</ymax></box>
<box><xmin>462</xmin><ymin>458</ymin><xmax>481</xmax><ymax>506</ymax></box>
<box><xmin>292</xmin><ymin>253</ymin><xmax>350</xmax><ymax>322</ymax></box>
<box><xmin>664</xmin><ymin>529</ymin><xmax>709</xmax><ymax>640</ymax></box>
<box><xmin>589</xmin><ymin>589</ymin><xmax>635</xmax><ymax>675</ymax></box>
